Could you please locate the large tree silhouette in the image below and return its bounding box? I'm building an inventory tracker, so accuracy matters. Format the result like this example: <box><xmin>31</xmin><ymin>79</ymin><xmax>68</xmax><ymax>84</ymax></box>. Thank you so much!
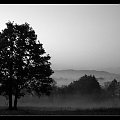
<box><xmin>0</xmin><ymin>21</ymin><xmax>54</xmax><ymax>110</ymax></box>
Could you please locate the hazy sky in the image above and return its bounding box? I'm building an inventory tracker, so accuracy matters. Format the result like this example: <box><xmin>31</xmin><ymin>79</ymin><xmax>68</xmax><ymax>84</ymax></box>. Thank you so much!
<box><xmin>0</xmin><ymin>4</ymin><xmax>120</xmax><ymax>70</ymax></box>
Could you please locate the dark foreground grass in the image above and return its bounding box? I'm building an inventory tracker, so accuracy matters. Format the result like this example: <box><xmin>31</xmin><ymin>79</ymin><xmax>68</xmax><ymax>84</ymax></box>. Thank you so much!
<box><xmin>0</xmin><ymin>106</ymin><xmax>120</xmax><ymax>115</ymax></box>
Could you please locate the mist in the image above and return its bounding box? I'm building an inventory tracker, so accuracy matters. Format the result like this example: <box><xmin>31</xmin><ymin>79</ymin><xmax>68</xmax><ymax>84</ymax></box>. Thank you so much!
<box><xmin>13</xmin><ymin>94</ymin><xmax>120</xmax><ymax>110</ymax></box>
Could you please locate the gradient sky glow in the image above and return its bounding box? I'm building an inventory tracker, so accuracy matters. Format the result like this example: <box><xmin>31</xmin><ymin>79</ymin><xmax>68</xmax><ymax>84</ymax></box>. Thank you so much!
<box><xmin>0</xmin><ymin>4</ymin><xmax>120</xmax><ymax>70</ymax></box>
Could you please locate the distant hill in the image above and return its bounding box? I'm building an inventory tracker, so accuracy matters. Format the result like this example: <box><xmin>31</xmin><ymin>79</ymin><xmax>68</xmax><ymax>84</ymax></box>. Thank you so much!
<box><xmin>102</xmin><ymin>67</ymin><xmax>120</xmax><ymax>75</ymax></box>
<box><xmin>51</xmin><ymin>69</ymin><xmax>120</xmax><ymax>87</ymax></box>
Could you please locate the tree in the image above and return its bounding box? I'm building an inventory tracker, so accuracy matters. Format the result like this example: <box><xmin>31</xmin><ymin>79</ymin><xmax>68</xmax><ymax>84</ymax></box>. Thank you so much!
<box><xmin>0</xmin><ymin>21</ymin><xmax>54</xmax><ymax>110</ymax></box>
<box><xmin>107</xmin><ymin>79</ymin><xmax>118</xmax><ymax>97</ymax></box>
<box><xmin>66</xmin><ymin>74</ymin><xmax>101</xmax><ymax>95</ymax></box>
<box><xmin>81</xmin><ymin>75</ymin><xmax>101</xmax><ymax>94</ymax></box>
<box><xmin>54</xmin><ymin>75</ymin><xmax>101</xmax><ymax>96</ymax></box>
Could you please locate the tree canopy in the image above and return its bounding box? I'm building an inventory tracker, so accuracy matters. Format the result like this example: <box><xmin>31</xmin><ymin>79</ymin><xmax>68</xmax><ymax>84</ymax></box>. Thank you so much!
<box><xmin>0</xmin><ymin>21</ymin><xmax>54</xmax><ymax>110</ymax></box>
<box><xmin>68</xmin><ymin>74</ymin><xmax>101</xmax><ymax>94</ymax></box>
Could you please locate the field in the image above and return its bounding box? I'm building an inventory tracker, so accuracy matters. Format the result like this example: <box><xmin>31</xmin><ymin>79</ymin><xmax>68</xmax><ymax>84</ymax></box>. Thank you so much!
<box><xmin>0</xmin><ymin>95</ymin><xmax>120</xmax><ymax>115</ymax></box>
<box><xmin>0</xmin><ymin>106</ymin><xmax>120</xmax><ymax>115</ymax></box>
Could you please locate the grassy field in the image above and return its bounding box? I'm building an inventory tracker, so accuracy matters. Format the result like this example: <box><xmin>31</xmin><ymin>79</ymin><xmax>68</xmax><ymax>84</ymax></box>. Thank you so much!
<box><xmin>0</xmin><ymin>106</ymin><xmax>120</xmax><ymax>115</ymax></box>
<box><xmin>0</xmin><ymin>95</ymin><xmax>120</xmax><ymax>115</ymax></box>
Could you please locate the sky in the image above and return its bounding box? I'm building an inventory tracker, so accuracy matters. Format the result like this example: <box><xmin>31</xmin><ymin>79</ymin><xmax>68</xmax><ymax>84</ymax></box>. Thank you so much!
<box><xmin>0</xmin><ymin>4</ymin><xmax>120</xmax><ymax>71</ymax></box>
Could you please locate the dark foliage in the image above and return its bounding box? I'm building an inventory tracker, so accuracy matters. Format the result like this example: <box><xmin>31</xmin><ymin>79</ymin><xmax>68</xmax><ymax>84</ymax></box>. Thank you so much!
<box><xmin>106</xmin><ymin>79</ymin><xmax>120</xmax><ymax>97</ymax></box>
<box><xmin>0</xmin><ymin>21</ymin><xmax>54</xmax><ymax>109</ymax></box>
<box><xmin>52</xmin><ymin>75</ymin><xmax>102</xmax><ymax>97</ymax></box>
<box><xmin>68</xmin><ymin>74</ymin><xmax>101</xmax><ymax>94</ymax></box>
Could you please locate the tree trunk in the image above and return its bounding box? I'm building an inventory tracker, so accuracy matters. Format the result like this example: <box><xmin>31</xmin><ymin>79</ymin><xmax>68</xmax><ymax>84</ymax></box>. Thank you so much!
<box><xmin>14</xmin><ymin>94</ymin><xmax>18</xmax><ymax>110</ymax></box>
<box><xmin>8</xmin><ymin>78</ymin><xmax>13</xmax><ymax>110</ymax></box>
<box><xmin>8</xmin><ymin>92</ymin><xmax>12</xmax><ymax>110</ymax></box>
<box><xmin>14</xmin><ymin>86</ymin><xmax>18</xmax><ymax>110</ymax></box>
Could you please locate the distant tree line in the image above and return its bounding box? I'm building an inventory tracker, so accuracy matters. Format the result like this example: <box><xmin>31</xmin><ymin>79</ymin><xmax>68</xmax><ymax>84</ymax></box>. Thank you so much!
<box><xmin>50</xmin><ymin>75</ymin><xmax>120</xmax><ymax>101</ymax></box>
<box><xmin>50</xmin><ymin>75</ymin><xmax>101</xmax><ymax>98</ymax></box>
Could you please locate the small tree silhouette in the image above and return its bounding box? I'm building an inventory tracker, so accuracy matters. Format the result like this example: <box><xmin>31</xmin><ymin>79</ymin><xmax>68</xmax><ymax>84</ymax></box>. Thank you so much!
<box><xmin>0</xmin><ymin>21</ymin><xmax>54</xmax><ymax>110</ymax></box>
<box><xmin>107</xmin><ymin>79</ymin><xmax>118</xmax><ymax>97</ymax></box>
